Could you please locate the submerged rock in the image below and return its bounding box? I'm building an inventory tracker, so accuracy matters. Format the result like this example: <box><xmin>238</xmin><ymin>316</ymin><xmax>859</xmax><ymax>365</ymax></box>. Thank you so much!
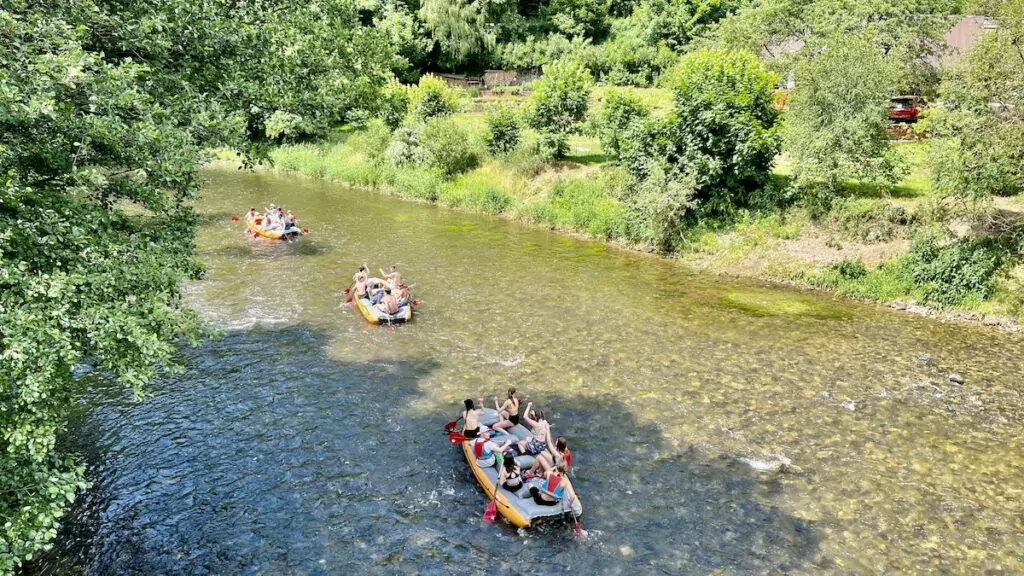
<box><xmin>947</xmin><ymin>373</ymin><xmax>965</xmax><ymax>385</ymax></box>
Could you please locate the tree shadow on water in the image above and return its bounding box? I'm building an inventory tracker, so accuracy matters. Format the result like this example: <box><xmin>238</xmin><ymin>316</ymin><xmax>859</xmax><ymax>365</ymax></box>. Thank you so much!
<box><xmin>433</xmin><ymin>393</ymin><xmax>824</xmax><ymax>575</ymax></box>
<box><xmin>28</xmin><ymin>328</ymin><xmax>821</xmax><ymax>576</ymax></box>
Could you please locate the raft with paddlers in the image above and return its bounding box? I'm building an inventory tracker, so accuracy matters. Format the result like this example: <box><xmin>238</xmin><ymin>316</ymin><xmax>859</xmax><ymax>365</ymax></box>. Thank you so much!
<box><xmin>446</xmin><ymin>409</ymin><xmax>583</xmax><ymax>529</ymax></box>
<box><xmin>354</xmin><ymin>293</ymin><xmax>414</xmax><ymax>324</ymax></box>
<box><xmin>245</xmin><ymin>217</ymin><xmax>303</xmax><ymax>240</ymax></box>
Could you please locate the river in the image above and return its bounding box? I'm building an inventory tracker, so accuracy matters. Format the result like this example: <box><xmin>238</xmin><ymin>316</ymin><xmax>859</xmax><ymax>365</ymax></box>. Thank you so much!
<box><xmin>31</xmin><ymin>167</ymin><xmax>1024</xmax><ymax>574</ymax></box>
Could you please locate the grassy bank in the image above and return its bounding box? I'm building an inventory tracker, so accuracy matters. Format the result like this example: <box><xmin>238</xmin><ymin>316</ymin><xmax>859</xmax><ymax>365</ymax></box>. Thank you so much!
<box><xmin>231</xmin><ymin>96</ymin><xmax>1023</xmax><ymax>328</ymax></box>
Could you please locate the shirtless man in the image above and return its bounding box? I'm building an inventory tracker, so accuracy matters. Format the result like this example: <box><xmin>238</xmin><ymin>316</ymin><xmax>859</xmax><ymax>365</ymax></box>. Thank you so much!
<box><xmin>396</xmin><ymin>283</ymin><xmax>413</xmax><ymax>307</ymax></box>
<box><xmin>380</xmin><ymin>265</ymin><xmax>403</xmax><ymax>290</ymax></box>
<box><xmin>353</xmin><ymin>264</ymin><xmax>370</xmax><ymax>284</ymax></box>
<box><xmin>461</xmin><ymin>398</ymin><xmax>486</xmax><ymax>439</ymax></box>
<box><xmin>375</xmin><ymin>287</ymin><xmax>399</xmax><ymax>315</ymax></box>
<box><xmin>246</xmin><ymin>207</ymin><xmax>258</xmax><ymax>222</ymax></box>
<box><xmin>350</xmin><ymin>272</ymin><xmax>370</xmax><ymax>299</ymax></box>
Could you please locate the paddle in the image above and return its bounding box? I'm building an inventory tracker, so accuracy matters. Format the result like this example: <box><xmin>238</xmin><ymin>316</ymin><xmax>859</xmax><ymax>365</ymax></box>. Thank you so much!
<box><xmin>231</xmin><ymin>216</ymin><xmax>240</xmax><ymax>222</ymax></box>
<box><xmin>342</xmin><ymin>288</ymin><xmax>351</xmax><ymax>295</ymax></box>
<box><xmin>447</xmin><ymin>432</ymin><xmax>467</xmax><ymax>443</ymax></box>
<box><xmin>443</xmin><ymin>420</ymin><xmax>458</xmax><ymax>433</ymax></box>
<box><xmin>571</xmin><ymin>508</ymin><xmax>586</xmax><ymax>542</ymax></box>
<box><xmin>483</xmin><ymin>479</ymin><xmax>499</xmax><ymax>523</ymax></box>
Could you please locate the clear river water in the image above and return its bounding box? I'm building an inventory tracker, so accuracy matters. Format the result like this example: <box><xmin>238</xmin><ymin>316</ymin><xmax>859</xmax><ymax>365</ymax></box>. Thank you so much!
<box><xmin>30</xmin><ymin>167</ymin><xmax>1024</xmax><ymax>575</ymax></box>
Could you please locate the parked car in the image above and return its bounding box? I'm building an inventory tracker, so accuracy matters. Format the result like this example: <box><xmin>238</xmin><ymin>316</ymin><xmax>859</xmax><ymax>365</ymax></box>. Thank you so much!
<box><xmin>889</xmin><ymin>96</ymin><xmax>925</xmax><ymax>123</ymax></box>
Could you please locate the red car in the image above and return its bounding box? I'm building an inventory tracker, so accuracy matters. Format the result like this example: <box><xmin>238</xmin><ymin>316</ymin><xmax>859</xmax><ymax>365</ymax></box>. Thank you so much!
<box><xmin>889</xmin><ymin>96</ymin><xmax>925</xmax><ymax>123</ymax></box>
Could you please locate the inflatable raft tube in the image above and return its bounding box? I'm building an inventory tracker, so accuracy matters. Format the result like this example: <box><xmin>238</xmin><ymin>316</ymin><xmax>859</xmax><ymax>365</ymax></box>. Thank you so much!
<box><xmin>355</xmin><ymin>296</ymin><xmax>413</xmax><ymax>325</ymax></box>
<box><xmin>246</xmin><ymin>218</ymin><xmax>301</xmax><ymax>240</ymax></box>
<box><xmin>459</xmin><ymin>409</ymin><xmax>582</xmax><ymax>528</ymax></box>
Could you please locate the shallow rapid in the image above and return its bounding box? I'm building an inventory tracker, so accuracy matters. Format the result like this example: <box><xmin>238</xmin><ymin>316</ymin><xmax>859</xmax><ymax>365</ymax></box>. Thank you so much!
<box><xmin>31</xmin><ymin>167</ymin><xmax>1024</xmax><ymax>574</ymax></box>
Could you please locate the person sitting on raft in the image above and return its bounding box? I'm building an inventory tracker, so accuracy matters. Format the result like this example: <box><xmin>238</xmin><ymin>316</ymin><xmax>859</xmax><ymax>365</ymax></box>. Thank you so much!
<box><xmin>527</xmin><ymin>436</ymin><xmax>572</xmax><ymax>478</ymax></box>
<box><xmin>285</xmin><ymin>210</ymin><xmax>299</xmax><ymax>232</ymax></box>
<box><xmin>396</xmin><ymin>283</ymin><xmax>413</xmax><ymax>308</ymax></box>
<box><xmin>461</xmin><ymin>398</ymin><xmax>486</xmax><ymax>439</ymax></box>
<box><xmin>353</xmin><ymin>264</ymin><xmax>369</xmax><ymax>285</ymax></box>
<box><xmin>508</xmin><ymin>403</ymin><xmax>550</xmax><ymax>456</ymax></box>
<box><xmin>381</xmin><ymin>265</ymin><xmax>402</xmax><ymax>289</ymax></box>
<box><xmin>526</xmin><ymin>463</ymin><xmax>576</xmax><ymax>507</ymax></box>
<box><xmin>472</xmin><ymin>431</ymin><xmax>512</xmax><ymax>467</ymax></box>
<box><xmin>375</xmin><ymin>287</ymin><xmax>400</xmax><ymax>315</ymax></box>
<box><xmin>246</xmin><ymin>207</ymin><xmax>258</xmax><ymax>222</ymax></box>
<box><xmin>498</xmin><ymin>453</ymin><xmax>523</xmax><ymax>492</ymax></box>
<box><xmin>350</xmin><ymin>271</ymin><xmax>370</xmax><ymax>299</ymax></box>
<box><xmin>490</xmin><ymin>387</ymin><xmax>521</xmax><ymax>433</ymax></box>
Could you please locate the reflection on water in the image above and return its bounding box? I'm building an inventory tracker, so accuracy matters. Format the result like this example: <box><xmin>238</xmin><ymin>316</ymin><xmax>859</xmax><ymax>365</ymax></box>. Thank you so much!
<box><xmin>32</xmin><ymin>168</ymin><xmax>1024</xmax><ymax>574</ymax></box>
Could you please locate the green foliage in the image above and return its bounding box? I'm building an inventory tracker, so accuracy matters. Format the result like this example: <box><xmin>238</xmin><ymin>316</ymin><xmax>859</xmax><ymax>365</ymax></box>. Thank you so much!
<box><xmin>709</xmin><ymin>0</ymin><xmax>960</xmax><ymax>94</ymax></box>
<box><xmin>0</xmin><ymin>0</ymin><xmax>396</xmax><ymax>567</ymax></box>
<box><xmin>529</xmin><ymin>173</ymin><xmax>629</xmax><ymax>238</ymax></box>
<box><xmin>786</xmin><ymin>36</ymin><xmax>905</xmax><ymax>197</ymax></box>
<box><xmin>411</xmin><ymin>74</ymin><xmax>460</xmax><ymax>121</ymax></box>
<box><xmin>828</xmin><ymin>199</ymin><xmax>914</xmax><ymax>243</ymax></box>
<box><xmin>815</xmin><ymin>258</ymin><xmax>869</xmax><ymax>289</ymax></box>
<box><xmin>386</xmin><ymin>126</ymin><xmax>431</xmax><ymax>166</ymax></box>
<box><xmin>542</xmin><ymin>0</ymin><xmax>612</xmax><ymax>39</ymax></box>
<box><xmin>622</xmin><ymin>163</ymin><xmax>700</xmax><ymax>251</ymax></box>
<box><xmin>485</xmin><ymin>105</ymin><xmax>523</xmax><ymax>155</ymax></box>
<box><xmin>593</xmin><ymin>89</ymin><xmax>652</xmax><ymax>159</ymax></box>
<box><xmin>375</xmin><ymin>1</ymin><xmax>432</xmax><ymax>81</ymax></box>
<box><xmin>527</xmin><ymin>59</ymin><xmax>593</xmax><ymax>159</ymax></box>
<box><xmin>536</xmin><ymin>132</ymin><xmax>571</xmax><ymax>161</ymax></box>
<box><xmin>265</xmin><ymin>111</ymin><xmax>315</xmax><ymax>142</ymax></box>
<box><xmin>906</xmin><ymin>230</ymin><xmax>1009</xmax><ymax>308</ymax></box>
<box><xmin>379</xmin><ymin>80</ymin><xmax>412</xmax><ymax>129</ymax></box>
<box><xmin>591</xmin><ymin>32</ymin><xmax>677</xmax><ymax>86</ymax></box>
<box><xmin>419</xmin><ymin>0</ymin><xmax>496</xmax><ymax>67</ymax></box>
<box><xmin>623</xmin><ymin>0</ymin><xmax>744</xmax><ymax>51</ymax></box>
<box><xmin>421</xmin><ymin>118</ymin><xmax>481</xmax><ymax>177</ymax></box>
<box><xmin>929</xmin><ymin>2</ymin><xmax>1024</xmax><ymax>199</ymax></box>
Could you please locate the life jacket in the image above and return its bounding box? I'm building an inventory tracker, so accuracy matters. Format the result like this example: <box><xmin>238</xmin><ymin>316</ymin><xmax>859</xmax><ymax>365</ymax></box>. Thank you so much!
<box><xmin>545</xmin><ymin>473</ymin><xmax>563</xmax><ymax>495</ymax></box>
<box><xmin>473</xmin><ymin>438</ymin><xmax>488</xmax><ymax>459</ymax></box>
<box><xmin>563</xmin><ymin>449</ymin><xmax>573</xmax><ymax>469</ymax></box>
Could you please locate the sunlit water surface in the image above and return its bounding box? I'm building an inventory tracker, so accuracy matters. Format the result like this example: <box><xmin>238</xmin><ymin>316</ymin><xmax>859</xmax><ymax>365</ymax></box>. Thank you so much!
<box><xmin>31</xmin><ymin>168</ymin><xmax>1024</xmax><ymax>574</ymax></box>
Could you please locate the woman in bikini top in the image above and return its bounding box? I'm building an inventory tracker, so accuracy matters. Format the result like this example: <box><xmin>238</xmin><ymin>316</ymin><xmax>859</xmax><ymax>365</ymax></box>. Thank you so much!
<box><xmin>496</xmin><ymin>387</ymin><xmax>521</xmax><ymax>426</ymax></box>
<box><xmin>461</xmin><ymin>398</ymin><xmax>484</xmax><ymax>439</ymax></box>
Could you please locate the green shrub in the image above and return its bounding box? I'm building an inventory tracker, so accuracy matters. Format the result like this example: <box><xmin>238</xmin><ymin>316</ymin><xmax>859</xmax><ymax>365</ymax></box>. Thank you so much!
<box><xmin>506</xmin><ymin>145</ymin><xmax>547</xmax><ymax>176</ymax></box>
<box><xmin>829</xmin><ymin>199</ymin><xmax>914</xmax><ymax>243</ymax></box>
<box><xmin>264</xmin><ymin>110</ymin><xmax>314</xmax><ymax>141</ymax></box>
<box><xmin>379</xmin><ymin>80</ymin><xmax>410</xmax><ymax>129</ymax></box>
<box><xmin>536</xmin><ymin>132</ymin><xmax>569</xmax><ymax>161</ymax></box>
<box><xmin>440</xmin><ymin>177</ymin><xmax>514</xmax><ymax>214</ymax></box>
<box><xmin>906</xmin><ymin>230</ymin><xmax>1008</xmax><ymax>307</ymax></box>
<box><xmin>593</xmin><ymin>88</ymin><xmax>651</xmax><ymax>158</ymax></box>
<box><xmin>411</xmin><ymin>74</ymin><xmax>458</xmax><ymax>121</ymax></box>
<box><xmin>527</xmin><ymin>58</ymin><xmax>593</xmax><ymax>159</ymax></box>
<box><xmin>421</xmin><ymin>117</ymin><xmax>480</xmax><ymax>177</ymax></box>
<box><xmin>485</xmin><ymin>105</ymin><xmax>522</xmax><ymax>155</ymax></box>
<box><xmin>357</xmin><ymin>119</ymin><xmax>393</xmax><ymax>165</ymax></box>
<box><xmin>385</xmin><ymin>125</ymin><xmax>429</xmax><ymax>166</ymax></box>
<box><xmin>815</xmin><ymin>258</ymin><xmax>869</xmax><ymax>289</ymax></box>
<box><xmin>543</xmin><ymin>175</ymin><xmax>627</xmax><ymax>238</ymax></box>
<box><xmin>391</xmin><ymin>166</ymin><xmax>442</xmax><ymax>202</ymax></box>
<box><xmin>616</xmin><ymin>49</ymin><xmax>781</xmax><ymax>230</ymax></box>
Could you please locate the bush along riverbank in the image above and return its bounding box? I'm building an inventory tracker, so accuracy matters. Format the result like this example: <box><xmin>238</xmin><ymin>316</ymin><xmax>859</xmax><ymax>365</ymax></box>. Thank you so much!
<box><xmin>230</xmin><ymin>67</ymin><xmax>1024</xmax><ymax>330</ymax></box>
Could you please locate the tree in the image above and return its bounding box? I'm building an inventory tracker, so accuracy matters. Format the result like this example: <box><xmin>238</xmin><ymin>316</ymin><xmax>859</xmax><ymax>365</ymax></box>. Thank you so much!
<box><xmin>541</xmin><ymin>0</ymin><xmax>612</xmax><ymax>39</ymax></box>
<box><xmin>929</xmin><ymin>0</ymin><xmax>1024</xmax><ymax>199</ymax></box>
<box><xmin>786</xmin><ymin>35</ymin><xmax>905</xmax><ymax>199</ymax></box>
<box><xmin>709</xmin><ymin>0</ymin><xmax>961</xmax><ymax>93</ymax></box>
<box><xmin>526</xmin><ymin>59</ymin><xmax>594</xmax><ymax>158</ymax></box>
<box><xmin>0</xmin><ymin>1</ymin><xmax>394</xmax><ymax>569</ymax></box>
<box><xmin>419</xmin><ymin>0</ymin><xmax>497</xmax><ymax>68</ymax></box>
<box><xmin>616</xmin><ymin>49</ymin><xmax>782</xmax><ymax>249</ymax></box>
